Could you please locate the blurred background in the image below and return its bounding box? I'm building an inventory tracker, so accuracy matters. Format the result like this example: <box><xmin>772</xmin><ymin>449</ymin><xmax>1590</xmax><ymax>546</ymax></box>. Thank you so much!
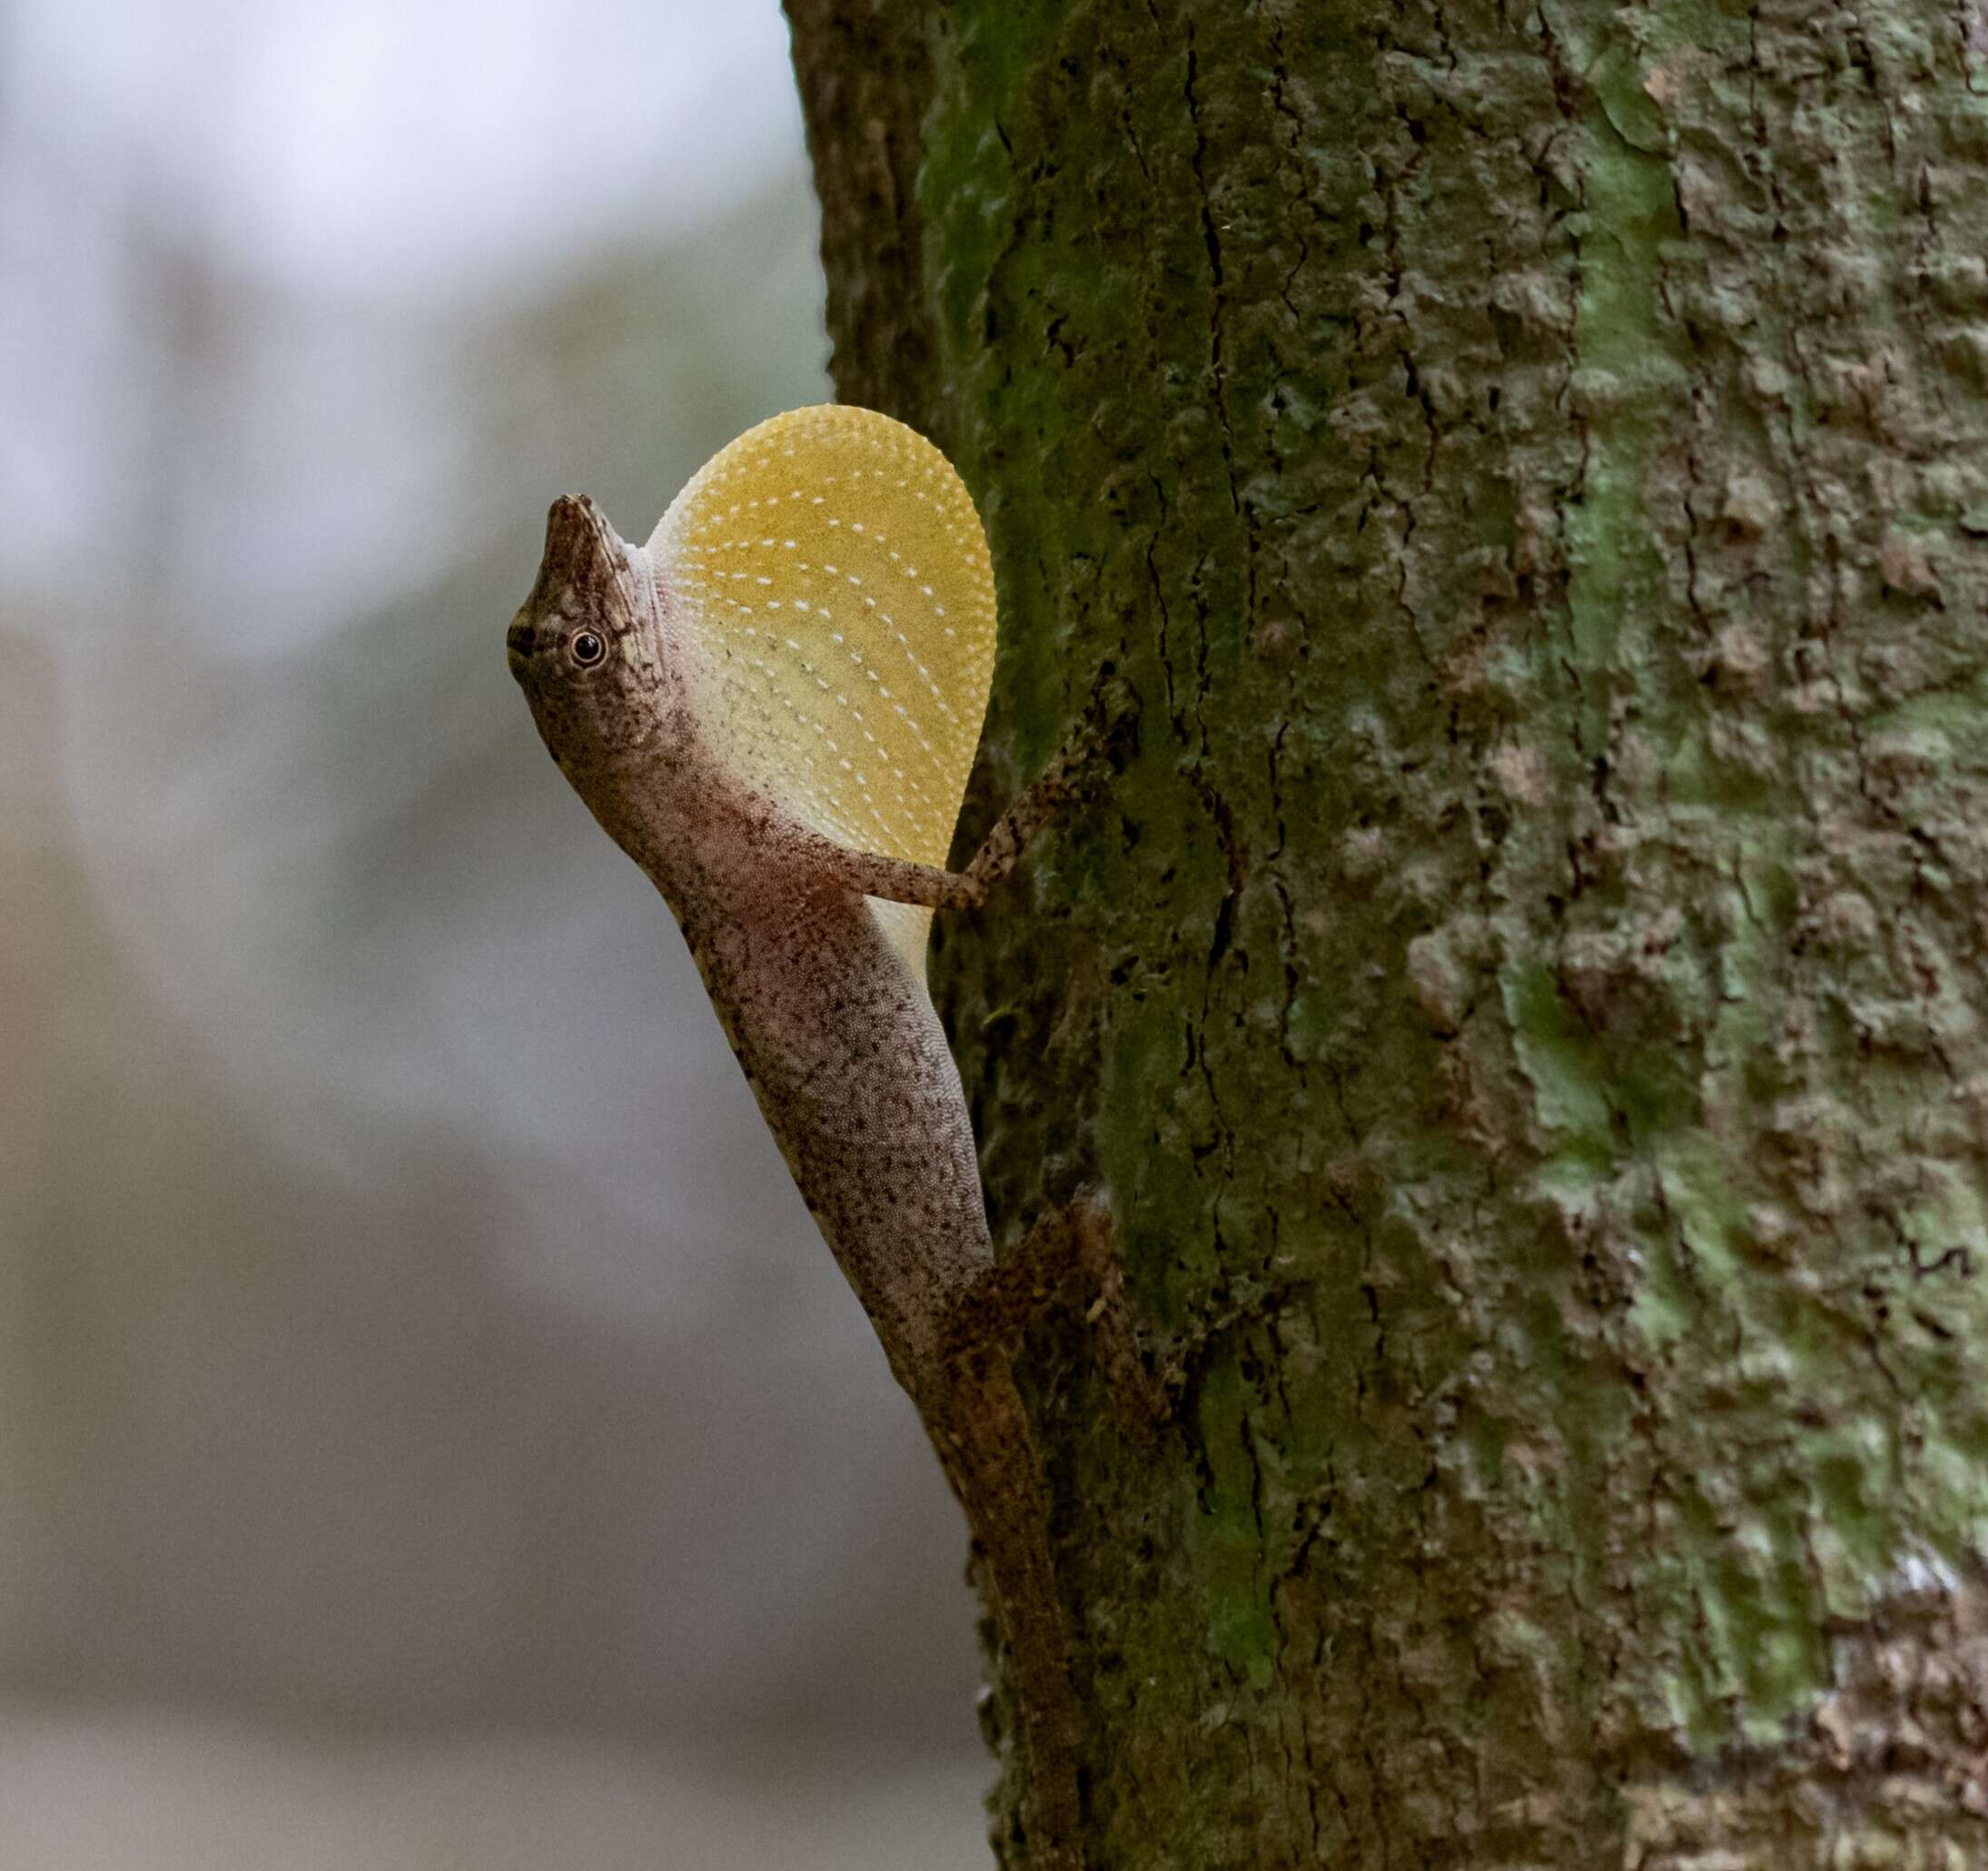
<box><xmin>1</xmin><ymin>2</ymin><xmax>994</xmax><ymax>1863</ymax></box>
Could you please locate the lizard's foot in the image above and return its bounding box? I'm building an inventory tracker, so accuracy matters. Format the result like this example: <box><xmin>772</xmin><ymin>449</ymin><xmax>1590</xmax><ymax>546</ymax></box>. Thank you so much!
<box><xmin>976</xmin><ymin>1190</ymin><xmax>1172</xmax><ymax>1441</ymax></box>
<box><xmin>957</xmin><ymin>671</ymin><xmax>1140</xmax><ymax>907</ymax></box>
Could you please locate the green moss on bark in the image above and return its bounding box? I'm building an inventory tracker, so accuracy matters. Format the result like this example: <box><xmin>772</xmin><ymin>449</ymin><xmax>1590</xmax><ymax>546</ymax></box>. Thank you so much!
<box><xmin>787</xmin><ymin>0</ymin><xmax>1988</xmax><ymax>1861</ymax></box>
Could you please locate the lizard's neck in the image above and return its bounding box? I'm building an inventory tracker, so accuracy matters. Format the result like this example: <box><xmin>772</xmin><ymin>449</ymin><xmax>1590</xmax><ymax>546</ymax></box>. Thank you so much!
<box><xmin>581</xmin><ymin>568</ymin><xmax>732</xmax><ymax>890</ymax></box>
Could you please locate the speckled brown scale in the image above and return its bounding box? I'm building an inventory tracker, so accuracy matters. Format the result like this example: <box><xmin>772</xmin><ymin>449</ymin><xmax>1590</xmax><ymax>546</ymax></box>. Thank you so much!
<box><xmin>508</xmin><ymin>407</ymin><xmax>1089</xmax><ymax>1869</ymax></box>
<box><xmin>672</xmin><ymin>856</ymin><xmax>990</xmax><ymax>1370</ymax></box>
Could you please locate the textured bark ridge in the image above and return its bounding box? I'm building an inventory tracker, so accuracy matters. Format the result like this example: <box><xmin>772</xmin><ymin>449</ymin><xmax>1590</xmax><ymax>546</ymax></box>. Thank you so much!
<box><xmin>786</xmin><ymin>2</ymin><xmax>1988</xmax><ymax>1864</ymax></box>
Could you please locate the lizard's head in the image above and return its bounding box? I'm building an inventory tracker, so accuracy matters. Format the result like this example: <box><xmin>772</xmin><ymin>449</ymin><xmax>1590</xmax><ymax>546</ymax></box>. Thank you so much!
<box><xmin>507</xmin><ymin>495</ymin><xmax>668</xmax><ymax>787</ymax></box>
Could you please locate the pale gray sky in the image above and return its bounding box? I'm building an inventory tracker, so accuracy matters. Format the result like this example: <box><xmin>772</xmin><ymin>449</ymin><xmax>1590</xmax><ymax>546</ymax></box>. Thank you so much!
<box><xmin>5</xmin><ymin>0</ymin><xmax>805</xmax><ymax>294</ymax></box>
<box><xmin>0</xmin><ymin>0</ymin><xmax>810</xmax><ymax>622</ymax></box>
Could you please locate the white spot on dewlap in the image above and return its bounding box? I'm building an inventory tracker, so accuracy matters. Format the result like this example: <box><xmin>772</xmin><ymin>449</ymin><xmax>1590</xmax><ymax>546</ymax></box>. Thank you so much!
<box><xmin>649</xmin><ymin>405</ymin><xmax>998</xmax><ymax>873</ymax></box>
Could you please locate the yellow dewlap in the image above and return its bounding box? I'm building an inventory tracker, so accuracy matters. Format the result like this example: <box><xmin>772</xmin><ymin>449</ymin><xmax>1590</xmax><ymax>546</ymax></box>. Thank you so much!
<box><xmin>650</xmin><ymin>405</ymin><xmax>998</xmax><ymax>886</ymax></box>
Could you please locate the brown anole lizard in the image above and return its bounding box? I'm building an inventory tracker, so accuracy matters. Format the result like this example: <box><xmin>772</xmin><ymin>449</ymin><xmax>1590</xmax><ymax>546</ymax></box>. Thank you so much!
<box><xmin>505</xmin><ymin>405</ymin><xmax>1148</xmax><ymax>1869</ymax></box>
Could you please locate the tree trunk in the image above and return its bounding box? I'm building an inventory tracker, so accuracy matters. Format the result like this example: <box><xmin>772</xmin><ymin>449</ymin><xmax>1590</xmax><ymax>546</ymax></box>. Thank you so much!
<box><xmin>783</xmin><ymin>1</ymin><xmax>1988</xmax><ymax>1864</ymax></box>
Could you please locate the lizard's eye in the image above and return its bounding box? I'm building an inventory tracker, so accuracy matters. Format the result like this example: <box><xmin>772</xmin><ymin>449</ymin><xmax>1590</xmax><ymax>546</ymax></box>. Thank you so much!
<box><xmin>569</xmin><ymin>629</ymin><xmax>606</xmax><ymax>668</ymax></box>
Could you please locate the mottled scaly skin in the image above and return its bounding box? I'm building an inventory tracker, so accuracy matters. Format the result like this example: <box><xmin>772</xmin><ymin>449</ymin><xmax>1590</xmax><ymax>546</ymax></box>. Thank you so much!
<box><xmin>507</xmin><ymin>492</ymin><xmax>1084</xmax><ymax>1868</ymax></box>
<box><xmin>687</xmin><ymin>876</ymin><xmax>987</xmax><ymax>1362</ymax></box>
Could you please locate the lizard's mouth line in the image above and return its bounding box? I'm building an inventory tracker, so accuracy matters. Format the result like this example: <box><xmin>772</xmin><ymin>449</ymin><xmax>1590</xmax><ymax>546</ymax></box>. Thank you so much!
<box><xmin>505</xmin><ymin>619</ymin><xmax>536</xmax><ymax>670</ymax></box>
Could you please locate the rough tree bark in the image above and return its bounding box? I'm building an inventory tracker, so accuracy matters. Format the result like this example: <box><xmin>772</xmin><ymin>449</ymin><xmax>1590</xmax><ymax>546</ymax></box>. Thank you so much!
<box><xmin>783</xmin><ymin>2</ymin><xmax>1988</xmax><ymax>1865</ymax></box>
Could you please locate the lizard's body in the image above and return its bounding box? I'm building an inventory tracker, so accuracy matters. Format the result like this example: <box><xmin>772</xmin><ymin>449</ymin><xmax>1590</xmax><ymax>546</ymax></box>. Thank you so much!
<box><xmin>505</xmin><ymin>424</ymin><xmax>1094</xmax><ymax>1864</ymax></box>
<box><xmin>619</xmin><ymin>754</ymin><xmax>1085</xmax><ymax>1862</ymax></box>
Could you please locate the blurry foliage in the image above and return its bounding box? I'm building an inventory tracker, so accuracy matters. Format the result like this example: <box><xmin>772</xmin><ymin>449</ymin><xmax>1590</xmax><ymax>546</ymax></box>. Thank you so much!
<box><xmin>0</xmin><ymin>173</ymin><xmax>981</xmax><ymax>1747</ymax></box>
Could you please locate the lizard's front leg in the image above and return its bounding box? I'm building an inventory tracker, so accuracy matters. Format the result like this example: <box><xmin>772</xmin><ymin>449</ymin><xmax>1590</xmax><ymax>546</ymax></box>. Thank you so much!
<box><xmin>757</xmin><ymin>680</ymin><xmax>1136</xmax><ymax>912</ymax></box>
